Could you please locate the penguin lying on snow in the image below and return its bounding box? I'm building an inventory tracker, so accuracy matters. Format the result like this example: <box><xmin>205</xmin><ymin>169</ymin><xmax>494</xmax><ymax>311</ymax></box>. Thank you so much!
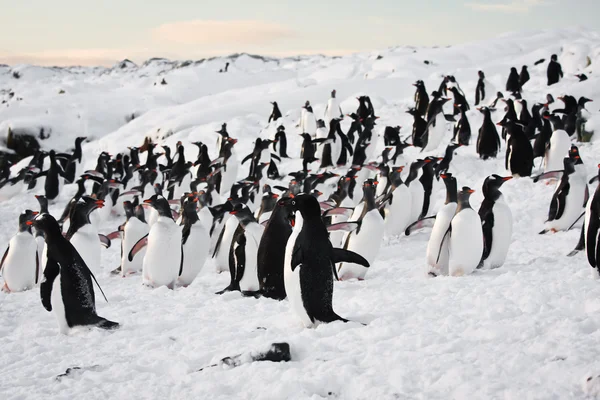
<box><xmin>282</xmin><ymin>194</ymin><xmax>369</xmax><ymax>328</ymax></box>
<box><xmin>1</xmin><ymin>210</ymin><xmax>39</xmax><ymax>292</ymax></box>
<box><xmin>31</xmin><ymin>213</ymin><xmax>118</xmax><ymax>334</ymax></box>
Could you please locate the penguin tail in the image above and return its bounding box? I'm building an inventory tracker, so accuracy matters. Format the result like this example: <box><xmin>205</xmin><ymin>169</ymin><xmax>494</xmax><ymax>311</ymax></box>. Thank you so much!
<box><xmin>96</xmin><ymin>318</ymin><xmax>120</xmax><ymax>331</ymax></box>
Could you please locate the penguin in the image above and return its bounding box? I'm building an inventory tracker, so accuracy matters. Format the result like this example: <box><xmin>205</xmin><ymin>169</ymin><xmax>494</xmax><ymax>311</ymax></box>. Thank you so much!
<box><xmin>446</xmin><ymin>187</ymin><xmax>483</xmax><ymax>276</ymax></box>
<box><xmin>282</xmin><ymin>194</ymin><xmax>369</xmax><ymax>327</ymax></box>
<box><xmin>381</xmin><ymin>166</ymin><xmax>412</xmax><ymax>237</ymax></box>
<box><xmin>453</xmin><ymin>104</ymin><xmax>471</xmax><ymax>145</ymax></box>
<box><xmin>115</xmin><ymin>202</ymin><xmax>149</xmax><ymax>277</ymax></box>
<box><xmin>356</xmin><ymin>96</ymin><xmax>375</xmax><ymax>121</ymax></box>
<box><xmin>406</xmin><ymin>159</ymin><xmax>428</xmax><ymax>225</ymax></box>
<box><xmin>419</xmin><ymin>156</ymin><xmax>440</xmax><ymax>219</ymax></box>
<box><xmin>547</xmin><ymin>54</ymin><xmax>563</xmax><ymax>86</ymax></box>
<box><xmin>299</xmin><ymin>133</ymin><xmax>322</xmax><ymax>172</ymax></box>
<box><xmin>300</xmin><ymin>103</ymin><xmax>317</xmax><ymax>137</ymax></box>
<box><xmin>212</xmin><ymin>202</ymin><xmax>241</xmax><ymax>273</ymax></box>
<box><xmin>576</xmin><ymin>73</ymin><xmax>588</xmax><ymax>82</ymax></box>
<box><xmin>423</xmin><ymin>93</ymin><xmax>451</xmax><ymax>151</ymax></box>
<box><xmin>32</xmin><ymin>213</ymin><xmax>118</xmax><ymax>334</ymax></box>
<box><xmin>273</xmin><ymin>125</ymin><xmax>289</xmax><ymax>158</ymax></box>
<box><xmin>43</xmin><ymin>150</ymin><xmax>66</xmax><ymax>202</ymax></box>
<box><xmin>517</xmin><ymin>99</ymin><xmax>532</xmax><ymax>128</ymax></box>
<box><xmin>425</xmin><ymin>173</ymin><xmax>457</xmax><ymax>276</ymax></box>
<box><xmin>315</xmin><ymin>119</ymin><xmax>329</xmax><ymax>162</ymax></box>
<box><xmin>179</xmin><ymin>194</ymin><xmax>210</xmax><ymax>287</ymax></box>
<box><xmin>542</xmin><ymin>157</ymin><xmax>587</xmax><ymax>233</ymax></box>
<box><xmin>215</xmin><ymin>123</ymin><xmax>229</xmax><ymax>155</ymax></box>
<box><xmin>0</xmin><ymin>210</ymin><xmax>39</xmax><ymax>292</ymax></box>
<box><xmin>544</xmin><ymin>127</ymin><xmax>571</xmax><ymax>173</ymax></box>
<box><xmin>217</xmin><ymin>204</ymin><xmax>263</xmax><ymax>295</ymax></box>
<box><xmin>506</xmin><ymin>67</ymin><xmax>521</xmax><ymax>94</ymax></box>
<box><xmin>499</xmin><ymin>98</ymin><xmax>518</xmax><ymax>140</ymax></box>
<box><xmin>533</xmin><ymin>112</ymin><xmax>553</xmax><ymax>161</ymax></box>
<box><xmin>584</xmin><ymin>166</ymin><xmax>600</xmax><ymax>277</ymax></box>
<box><xmin>519</xmin><ymin>66</ymin><xmax>530</xmax><ymax>88</ymax></box>
<box><xmin>435</xmin><ymin>143</ymin><xmax>461</xmax><ymax>179</ymax></box>
<box><xmin>268</xmin><ymin>102</ymin><xmax>282</xmax><ymax>123</ymax></box>
<box><xmin>324</xmin><ymin>89</ymin><xmax>343</xmax><ymax>123</ymax></box>
<box><xmin>130</xmin><ymin>194</ymin><xmax>183</xmax><ymax>289</ymax></box>
<box><xmin>413</xmin><ymin>80</ymin><xmax>429</xmax><ymax>116</ymax></box>
<box><xmin>449</xmin><ymin>87</ymin><xmax>469</xmax><ymax>115</ymax></box>
<box><xmin>66</xmin><ymin>197</ymin><xmax>110</xmax><ymax>275</ymax></box>
<box><xmin>255</xmin><ymin>186</ymin><xmax>279</xmax><ymax>223</ymax></box>
<box><xmin>34</xmin><ymin>195</ymin><xmax>49</xmax><ymax>270</ymax></box>
<box><xmin>338</xmin><ymin>179</ymin><xmax>384</xmax><ymax>280</ymax></box>
<box><xmin>475</xmin><ymin>71</ymin><xmax>486</xmax><ymax>106</ymax></box>
<box><xmin>407</xmin><ymin>108</ymin><xmax>427</xmax><ymax>148</ymax></box>
<box><xmin>257</xmin><ymin>198</ymin><xmax>294</xmax><ymax>300</ymax></box>
<box><xmin>478</xmin><ymin>175</ymin><xmax>513</xmax><ymax>269</ymax></box>
<box><xmin>216</xmin><ymin>137</ymin><xmax>239</xmax><ymax>196</ymax></box>
<box><xmin>499</xmin><ymin>120</ymin><xmax>533</xmax><ymax>177</ymax></box>
<box><xmin>63</xmin><ymin>136</ymin><xmax>87</xmax><ymax>184</ymax></box>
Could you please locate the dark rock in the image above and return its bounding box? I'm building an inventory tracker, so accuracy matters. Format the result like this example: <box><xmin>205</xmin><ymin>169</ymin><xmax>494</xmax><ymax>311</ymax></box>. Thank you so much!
<box><xmin>5</xmin><ymin>127</ymin><xmax>42</xmax><ymax>162</ymax></box>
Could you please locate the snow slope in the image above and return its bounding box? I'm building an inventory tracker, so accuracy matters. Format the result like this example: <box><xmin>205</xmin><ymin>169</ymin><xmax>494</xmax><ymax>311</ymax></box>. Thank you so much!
<box><xmin>2</xmin><ymin>28</ymin><xmax>600</xmax><ymax>399</ymax></box>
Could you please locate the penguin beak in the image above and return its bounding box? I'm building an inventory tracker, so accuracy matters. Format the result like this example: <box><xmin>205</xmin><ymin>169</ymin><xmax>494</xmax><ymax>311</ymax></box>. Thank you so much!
<box><xmin>502</xmin><ymin>176</ymin><xmax>513</xmax><ymax>181</ymax></box>
<box><xmin>32</xmin><ymin>211</ymin><xmax>39</xmax><ymax>216</ymax></box>
<box><xmin>229</xmin><ymin>210</ymin><xmax>238</xmax><ymax>215</ymax></box>
<box><xmin>440</xmin><ymin>174</ymin><xmax>448</xmax><ymax>179</ymax></box>
<box><xmin>95</xmin><ymin>200</ymin><xmax>105</xmax><ymax>208</ymax></box>
<box><xmin>26</xmin><ymin>221</ymin><xmax>33</xmax><ymax>226</ymax></box>
<box><xmin>468</xmin><ymin>189</ymin><xmax>475</xmax><ymax>194</ymax></box>
<box><xmin>143</xmin><ymin>199</ymin><xmax>153</xmax><ymax>204</ymax></box>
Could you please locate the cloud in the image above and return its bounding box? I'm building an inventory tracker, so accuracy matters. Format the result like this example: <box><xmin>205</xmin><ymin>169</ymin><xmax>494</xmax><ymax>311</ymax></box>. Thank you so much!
<box><xmin>152</xmin><ymin>20</ymin><xmax>296</xmax><ymax>46</ymax></box>
<box><xmin>465</xmin><ymin>0</ymin><xmax>547</xmax><ymax>13</ymax></box>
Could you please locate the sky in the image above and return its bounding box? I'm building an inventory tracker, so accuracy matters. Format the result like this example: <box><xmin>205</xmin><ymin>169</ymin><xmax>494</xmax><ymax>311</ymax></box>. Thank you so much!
<box><xmin>0</xmin><ymin>0</ymin><xmax>597</xmax><ymax>67</ymax></box>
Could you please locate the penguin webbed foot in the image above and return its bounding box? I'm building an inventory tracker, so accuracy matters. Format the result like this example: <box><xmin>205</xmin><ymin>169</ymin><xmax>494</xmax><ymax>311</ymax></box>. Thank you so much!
<box><xmin>241</xmin><ymin>290</ymin><xmax>262</xmax><ymax>298</ymax></box>
<box><xmin>216</xmin><ymin>284</ymin><xmax>239</xmax><ymax>295</ymax></box>
<box><xmin>96</xmin><ymin>318</ymin><xmax>119</xmax><ymax>331</ymax></box>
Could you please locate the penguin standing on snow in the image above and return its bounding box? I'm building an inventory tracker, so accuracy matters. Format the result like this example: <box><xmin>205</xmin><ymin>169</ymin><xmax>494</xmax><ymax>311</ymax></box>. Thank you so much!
<box><xmin>32</xmin><ymin>213</ymin><xmax>118</xmax><ymax>334</ymax></box>
<box><xmin>547</xmin><ymin>54</ymin><xmax>563</xmax><ymax>86</ymax></box>
<box><xmin>273</xmin><ymin>125</ymin><xmax>289</xmax><ymax>158</ymax></box>
<box><xmin>584</xmin><ymin>165</ymin><xmax>600</xmax><ymax>277</ymax></box>
<box><xmin>129</xmin><ymin>194</ymin><xmax>182</xmax><ymax>289</ymax></box>
<box><xmin>179</xmin><ymin>194</ymin><xmax>209</xmax><ymax>287</ymax></box>
<box><xmin>413</xmin><ymin>80</ymin><xmax>429</xmax><ymax>116</ymax></box>
<box><xmin>453</xmin><ymin>104</ymin><xmax>471</xmax><ymax>145</ymax></box>
<box><xmin>381</xmin><ymin>166</ymin><xmax>412</xmax><ymax>236</ymax></box>
<box><xmin>338</xmin><ymin>179</ymin><xmax>384</xmax><ymax>281</ymax></box>
<box><xmin>324</xmin><ymin>90</ymin><xmax>343</xmax><ymax>123</ymax></box>
<box><xmin>425</xmin><ymin>173</ymin><xmax>457</xmax><ymax>276</ymax></box>
<box><xmin>43</xmin><ymin>150</ymin><xmax>66</xmax><ymax>202</ymax></box>
<box><xmin>506</xmin><ymin>67</ymin><xmax>521</xmax><ymax>94</ymax></box>
<box><xmin>0</xmin><ymin>210</ymin><xmax>39</xmax><ymax>292</ymax></box>
<box><xmin>283</xmin><ymin>194</ymin><xmax>369</xmax><ymax>327</ymax></box>
<box><xmin>499</xmin><ymin>120</ymin><xmax>533</xmax><ymax>177</ymax></box>
<box><xmin>257</xmin><ymin>198</ymin><xmax>294</xmax><ymax>300</ymax></box>
<box><xmin>519</xmin><ymin>66</ymin><xmax>530</xmax><ymax>88</ymax></box>
<box><xmin>478</xmin><ymin>175</ymin><xmax>513</xmax><ymax>270</ymax></box>
<box><xmin>475</xmin><ymin>71</ymin><xmax>487</xmax><ymax>106</ymax></box>
<box><xmin>112</xmin><ymin>202</ymin><xmax>149</xmax><ymax>277</ymax></box>
<box><xmin>268</xmin><ymin>102</ymin><xmax>282</xmax><ymax>123</ymax></box>
<box><xmin>446</xmin><ymin>187</ymin><xmax>483</xmax><ymax>276</ymax></box>
<box><xmin>217</xmin><ymin>204</ymin><xmax>264</xmax><ymax>296</ymax></box>
<box><xmin>542</xmin><ymin>157</ymin><xmax>587</xmax><ymax>234</ymax></box>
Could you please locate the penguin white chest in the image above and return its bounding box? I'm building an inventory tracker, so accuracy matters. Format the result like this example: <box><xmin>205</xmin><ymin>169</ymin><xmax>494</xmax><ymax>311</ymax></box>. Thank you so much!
<box><xmin>51</xmin><ymin>271</ymin><xmax>69</xmax><ymax>334</ymax></box>
<box><xmin>426</xmin><ymin>202</ymin><xmax>457</xmax><ymax>275</ymax></box>
<box><xmin>283</xmin><ymin>215</ymin><xmax>313</xmax><ymax>327</ymax></box>
<box><xmin>385</xmin><ymin>184</ymin><xmax>412</xmax><ymax>236</ymax></box>
<box><xmin>214</xmin><ymin>216</ymin><xmax>239</xmax><ymax>273</ymax></box>
<box><xmin>143</xmin><ymin>217</ymin><xmax>182</xmax><ymax>288</ymax></box>
<box><xmin>409</xmin><ymin>181</ymin><xmax>425</xmax><ymax>223</ymax></box>
<box><xmin>70</xmin><ymin>224</ymin><xmax>101</xmax><ymax>274</ymax></box>
<box><xmin>122</xmin><ymin>218</ymin><xmax>149</xmax><ymax>275</ymax></box>
<box><xmin>2</xmin><ymin>233</ymin><xmax>38</xmax><ymax>292</ymax></box>
<box><xmin>338</xmin><ymin>209</ymin><xmax>384</xmax><ymax>280</ymax></box>
<box><xmin>484</xmin><ymin>201</ymin><xmax>512</xmax><ymax>269</ymax></box>
<box><xmin>449</xmin><ymin>209</ymin><xmax>483</xmax><ymax>276</ymax></box>
<box><xmin>179</xmin><ymin>224</ymin><xmax>210</xmax><ymax>286</ymax></box>
<box><xmin>238</xmin><ymin>224</ymin><xmax>264</xmax><ymax>292</ymax></box>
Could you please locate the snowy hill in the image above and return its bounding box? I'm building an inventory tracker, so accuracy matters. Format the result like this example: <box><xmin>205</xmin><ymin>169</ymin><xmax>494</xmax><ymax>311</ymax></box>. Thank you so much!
<box><xmin>2</xmin><ymin>28</ymin><xmax>600</xmax><ymax>399</ymax></box>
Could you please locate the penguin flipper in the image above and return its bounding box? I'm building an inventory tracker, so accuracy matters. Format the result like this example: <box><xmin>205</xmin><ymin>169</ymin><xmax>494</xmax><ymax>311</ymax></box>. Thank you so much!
<box><xmin>436</xmin><ymin>228</ymin><xmax>452</xmax><ymax>264</ymax></box>
<box><xmin>481</xmin><ymin>211</ymin><xmax>494</xmax><ymax>261</ymax></box>
<box><xmin>35</xmin><ymin>253</ymin><xmax>39</xmax><ymax>284</ymax></box>
<box><xmin>128</xmin><ymin>234</ymin><xmax>149</xmax><ymax>262</ymax></box>
<box><xmin>0</xmin><ymin>245</ymin><xmax>9</xmax><ymax>274</ymax></box>
<box><xmin>587</xmin><ymin>209</ymin><xmax>600</xmax><ymax>268</ymax></box>
<box><xmin>106</xmin><ymin>230</ymin><xmax>122</xmax><ymax>241</ymax></box>
<box><xmin>331</xmin><ymin>248</ymin><xmax>370</xmax><ymax>268</ymax></box>
<box><xmin>532</xmin><ymin>170</ymin><xmax>564</xmax><ymax>183</ymax></box>
<box><xmin>41</xmin><ymin>257</ymin><xmax>60</xmax><ymax>312</ymax></box>
<box><xmin>98</xmin><ymin>234</ymin><xmax>111</xmax><ymax>249</ymax></box>
<box><xmin>568</xmin><ymin>223</ymin><xmax>586</xmax><ymax>257</ymax></box>
<box><xmin>567</xmin><ymin>211</ymin><xmax>586</xmax><ymax>231</ymax></box>
<box><xmin>291</xmin><ymin>245</ymin><xmax>303</xmax><ymax>272</ymax></box>
<box><xmin>241</xmin><ymin>154</ymin><xmax>252</xmax><ymax>165</ymax></box>
<box><xmin>405</xmin><ymin>216</ymin><xmax>437</xmax><ymax>236</ymax></box>
<box><xmin>326</xmin><ymin>222</ymin><xmax>359</xmax><ymax>233</ymax></box>
<box><xmin>179</xmin><ymin>246</ymin><xmax>184</xmax><ymax>276</ymax></box>
<box><xmin>271</xmin><ymin>154</ymin><xmax>281</xmax><ymax>162</ymax></box>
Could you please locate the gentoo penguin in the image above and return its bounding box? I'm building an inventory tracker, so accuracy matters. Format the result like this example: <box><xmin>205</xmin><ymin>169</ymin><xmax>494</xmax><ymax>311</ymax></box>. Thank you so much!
<box><xmin>32</xmin><ymin>213</ymin><xmax>118</xmax><ymax>334</ymax></box>
<box><xmin>447</xmin><ymin>187</ymin><xmax>483</xmax><ymax>276</ymax></box>
<box><xmin>338</xmin><ymin>179</ymin><xmax>384</xmax><ymax>280</ymax></box>
<box><xmin>300</xmin><ymin>103</ymin><xmax>317</xmax><ymax>137</ymax></box>
<box><xmin>299</xmin><ymin>133</ymin><xmax>321</xmax><ymax>172</ymax></box>
<box><xmin>413</xmin><ymin>80</ymin><xmax>429</xmax><ymax>115</ymax></box>
<box><xmin>478</xmin><ymin>175</ymin><xmax>513</xmax><ymax>269</ymax></box>
<box><xmin>273</xmin><ymin>126</ymin><xmax>289</xmax><ymax>158</ymax></box>
<box><xmin>423</xmin><ymin>92</ymin><xmax>451</xmax><ymax>151</ymax></box>
<box><xmin>381</xmin><ymin>166</ymin><xmax>412</xmax><ymax>236</ymax></box>
<box><xmin>435</xmin><ymin>144</ymin><xmax>461</xmax><ymax>179</ymax></box>
<box><xmin>506</xmin><ymin>67</ymin><xmax>521</xmax><ymax>94</ymax></box>
<box><xmin>425</xmin><ymin>173</ymin><xmax>457</xmax><ymax>276</ymax></box>
<box><xmin>217</xmin><ymin>204</ymin><xmax>263</xmax><ymax>295</ymax></box>
<box><xmin>475</xmin><ymin>71</ymin><xmax>486</xmax><ymax>106</ymax></box>
<box><xmin>43</xmin><ymin>150</ymin><xmax>66</xmax><ymax>202</ymax></box>
<box><xmin>212</xmin><ymin>201</ymin><xmax>241</xmax><ymax>273</ymax></box>
<box><xmin>547</xmin><ymin>54</ymin><xmax>563</xmax><ymax>86</ymax></box>
<box><xmin>584</xmin><ymin>165</ymin><xmax>600</xmax><ymax>277</ymax></box>
<box><xmin>63</xmin><ymin>136</ymin><xmax>87</xmax><ymax>184</ymax></box>
<box><xmin>499</xmin><ymin>120</ymin><xmax>533</xmax><ymax>177</ymax></box>
<box><xmin>34</xmin><ymin>195</ymin><xmax>49</xmax><ymax>268</ymax></box>
<box><xmin>268</xmin><ymin>102</ymin><xmax>282</xmax><ymax>123</ymax></box>
<box><xmin>282</xmin><ymin>194</ymin><xmax>369</xmax><ymax>327</ymax></box>
<box><xmin>518</xmin><ymin>99</ymin><xmax>532</xmax><ymax>128</ymax></box>
<box><xmin>257</xmin><ymin>198</ymin><xmax>294</xmax><ymax>300</ymax></box>
<box><xmin>0</xmin><ymin>210</ymin><xmax>39</xmax><ymax>292</ymax></box>
<box><xmin>130</xmin><ymin>194</ymin><xmax>182</xmax><ymax>289</ymax></box>
<box><xmin>179</xmin><ymin>195</ymin><xmax>209</xmax><ymax>287</ymax></box>
<box><xmin>542</xmin><ymin>157</ymin><xmax>587</xmax><ymax>234</ymax></box>
<box><xmin>453</xmin><ymin>104</ymin><xmax>471</xmax><ymax>145</ymax></box>
<box><xmin>544</xmin><ymin>125</ymin><xmax>571</xmax><ymax>173</ymax></box>
<box><xmin>576</xmin><ymin>73</ymin><xmax>588</xmax><ymax>82</ymax></box>
<box><xmin>519</xmin><ymin>66</ymin><xmax>530</xmax><ymax>88</ymax></box>
<box><xmin>406</xmin><ymin>159</ymin><xmax>428</xmax><ymax>225</ymax></box>
<box><xmin>66</xmin><ymin>197</ymin><xmax>110</xmax><ymax>275</ymax></box>
<box><xmin>116</xmin><ymin>202</ymin><xmax>149</xmax><ymax>277</ymax></box>
<box><xmin>324</xmin><ymin>90</ymin><xmax>343</xmax><ymax>123</ymax></box>
<box><xmin>449</xmin><ymin>86</ymin><xmax>469</xmax><ymax>115</ymax></box>
<box><xmin>407</xmin><ymin>108</ymin><xmax>427</xmax><ymax>148</ymax></box>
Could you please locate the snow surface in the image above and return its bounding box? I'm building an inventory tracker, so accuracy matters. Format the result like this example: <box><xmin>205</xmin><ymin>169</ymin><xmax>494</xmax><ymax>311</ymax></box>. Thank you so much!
<box><xmin>2</xmin><ymin>28</ymin><xmax>600</xmax><ymax>399</ymax></box>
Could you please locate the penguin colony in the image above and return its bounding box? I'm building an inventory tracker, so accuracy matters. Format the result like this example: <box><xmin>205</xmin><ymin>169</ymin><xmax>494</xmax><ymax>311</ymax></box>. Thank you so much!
<box><xmin>0</xmin><ymin>54</ymin><xmax>598</xmax><ymax>332</ymax></box>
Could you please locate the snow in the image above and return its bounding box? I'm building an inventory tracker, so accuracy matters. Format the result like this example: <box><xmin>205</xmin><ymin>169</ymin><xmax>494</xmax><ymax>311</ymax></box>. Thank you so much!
<box><xmin>2</xmin><ymin>28</ymin><xmax>600</xmax><ymax>399</ymax></box>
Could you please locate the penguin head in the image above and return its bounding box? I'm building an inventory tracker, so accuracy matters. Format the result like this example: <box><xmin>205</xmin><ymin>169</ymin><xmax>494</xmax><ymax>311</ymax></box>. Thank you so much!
<box><xmin>284</xmin><ymin>194</ymin><xmax>321</xmax><ymax>220</ymax></box>
<box><xmin>569</xmin><ymin>145</ymin><xmax>582</xmax><ymax>163</ymax></box>
<box><xmin>19</xmin><ymin>209</ymin><xmax>39</xmax><ymax>232</ymax></box>
<box><xmin>478</xmin><ymin>71</ymin><xmax>484</xmax><ymax>79</ymax></box>
<box><xmin>551</xmin><ymin>54</ymin><xmax>558</xmax><ymax>61</ymax></box>
<box><xmin>579</xmin><ymin>97</ymin><xmax>593</xmax><ymax>109</ymax></box>
<box><xmin>440</xmin><ymin>173</ymin><xmax>457</xmax><ymax>186</ymax></box>
<box><xmin>143</xmin><ymin>194</ymin><xmax>173</xmax><ymax>218</ymax></box>
<box><xmin>29</xmin><ymin>213</ymin><xmax>62</xmax><ymax>238</ymax></box>
<box><xmin>75</xmin><ymin>136</ymin><xmax>87</xmax><ymax>145</ymax></box>
<box><xmin>331</xmin><ymin>90</ymin><xmax>337</xmax><ymax>98</ymax></box>
<box><xmin>563</xmin><ymin>157</ymin><xmax>576</xmax><ymax>175</ymax></box>
<box><xmin>35</xmin><ymin>195</ymin><xmax>48</xmax><ymax>212</ymax></box>
<box><xmin>316</xmin><ymin>119</ymin><xmax>326</xmax><ymax>129</ymax></box>
<box><xmin>229</xmin><ymin>203</ymin><xmax>255</xmax><ymax>226</ymax></box>
<box><xmin>458</xmin><ymin>187</ymin><xmax>475</xmax><ymax>205</ymax></box>
<box><xmin>483</xmin><ymin>175</ymin><xmax>512</xmax><ymax>198</ymax></box>
<box><xmin>123</xmin><ymin>201</ymin><xmax>135</xmax><ymax>219</ymax></box>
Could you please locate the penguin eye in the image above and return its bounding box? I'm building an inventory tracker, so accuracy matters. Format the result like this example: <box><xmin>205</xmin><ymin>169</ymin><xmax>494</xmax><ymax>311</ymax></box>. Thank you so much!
<box><xmin>291</xmin><ymin>200</ymin><xmax>296</xmax><ymax>206</ymax></box>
